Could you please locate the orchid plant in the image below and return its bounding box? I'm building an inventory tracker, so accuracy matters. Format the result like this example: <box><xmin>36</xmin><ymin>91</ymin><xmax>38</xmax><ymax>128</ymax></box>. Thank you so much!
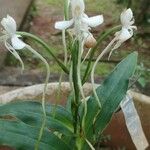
<box><xmin>0</xmin><ymin>0</ymin><xmax>148</xmax><ymax>150</ymax></box>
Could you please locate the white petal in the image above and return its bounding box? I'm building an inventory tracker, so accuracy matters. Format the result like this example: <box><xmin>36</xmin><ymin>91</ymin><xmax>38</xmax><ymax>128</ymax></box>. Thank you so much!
<box><xmin>1</xmin><ymin>15</ymin><xmax>17</xmax><ymax>36</ymax></box>
<box><xmin>11</xmin><ymin>35</ymin><xmax>26</xmax><ymax>50</ymax></box>
<box><xmin>55</xmin><ymin>19</ymin><xmax>74</xmax><ymax>30</ymax></box>
<box><xmin>117</xmin><ymin>28</ymin><xmax>133</xmax><ymax>43</ymax></box>
<box><xmin>120</xmin><ymin>8</ymin><xmax>134</xmax><ymax>27</ymax></box>
<box><xmin>82</xmin><ymin>15</ymin><xmax>104</xmax><ymax>27</ymax></box>
<box><xmin>131</xmin><ymin>25</ymin><xmax>137</xmax><ymax>30</ymax></box>
<box><xmin>71</xmin><ymin>0</ymin><xmax>85</xmax><ymax>17</ymax></box>
<box><xmin>109</xmin><ymin>27</ymin><xmax>133</xmax><ymax>57</ymax></box>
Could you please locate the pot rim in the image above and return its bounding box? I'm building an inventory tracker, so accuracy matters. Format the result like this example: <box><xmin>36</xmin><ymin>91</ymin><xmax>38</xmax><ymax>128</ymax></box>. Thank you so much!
<box><xmin>0</xmin><ymin>82</ymin><xmax>149</xmax><ymax>105</ymax></box>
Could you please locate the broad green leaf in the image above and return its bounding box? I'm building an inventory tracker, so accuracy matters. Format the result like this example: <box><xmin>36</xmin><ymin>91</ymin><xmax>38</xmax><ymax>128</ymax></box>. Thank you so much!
<box><xmin>83</xmin><ymin>52</ymin><xmax>138</xmax><ymax>141</ymax></box>
<box><xmin>0</xmin><ymin>119</ymin><xmax>71</xmax><ymax>150</ymax></box>
<box><xmin>0</xmin><ymin>101</ymin><xmax>73</xmax><ymax>136</ymax></box>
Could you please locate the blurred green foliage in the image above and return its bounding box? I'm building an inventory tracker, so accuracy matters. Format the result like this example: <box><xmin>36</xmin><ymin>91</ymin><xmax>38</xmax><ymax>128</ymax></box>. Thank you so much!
<box><xmin>136</xmin><ymin>63</ymin><xmax>150</xmax><ymax>88</ymax></box>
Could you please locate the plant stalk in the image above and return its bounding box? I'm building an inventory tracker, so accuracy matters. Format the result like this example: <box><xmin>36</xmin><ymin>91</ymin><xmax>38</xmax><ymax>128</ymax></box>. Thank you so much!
<box><xmin>71</xmin><ymin>41</ymin><xmax>80</xmax><ymax>134</ymax></box>
<box><xmin>17</xmin><ymin>32</ymin><xmax>69</xmax><ymax>74</ymax></box>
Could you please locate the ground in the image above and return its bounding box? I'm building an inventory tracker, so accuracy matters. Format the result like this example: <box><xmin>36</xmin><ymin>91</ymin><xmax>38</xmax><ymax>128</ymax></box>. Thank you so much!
<box><xmin>3</xmin><ymin>0</ymin><xmax>150</xmax><ymax>95</ymax></box>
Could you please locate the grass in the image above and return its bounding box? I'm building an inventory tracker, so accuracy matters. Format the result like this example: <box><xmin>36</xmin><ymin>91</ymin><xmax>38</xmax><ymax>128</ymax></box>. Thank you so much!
<box><xmin>44</xmin><ymin>0</ymin><xmax>123</xmax><ymax>21</ymax></box>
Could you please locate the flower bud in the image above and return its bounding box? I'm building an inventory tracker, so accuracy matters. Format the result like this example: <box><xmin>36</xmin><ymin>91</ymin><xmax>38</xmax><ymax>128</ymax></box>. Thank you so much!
<box><xmin>84</xmin><ymin>34</ymin><xmax>97</xmax><ymax>48</ymax></box>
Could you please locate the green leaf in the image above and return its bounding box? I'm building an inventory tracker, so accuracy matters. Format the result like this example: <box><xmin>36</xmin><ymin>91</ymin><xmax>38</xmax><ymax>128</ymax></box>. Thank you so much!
<box><xmin>0</xmin><ymin>119</ymin><xmax>71</xmax><ymax>150</ymax></box>
<box><xmin>83</xmin><ymin>52</ymin><xmax>138</xmax><ymax>141</ymax></box>
<box><xmin>0</xmin><ymin>101</ymin><xmax>74</xmax><ymax>136</ymax></box>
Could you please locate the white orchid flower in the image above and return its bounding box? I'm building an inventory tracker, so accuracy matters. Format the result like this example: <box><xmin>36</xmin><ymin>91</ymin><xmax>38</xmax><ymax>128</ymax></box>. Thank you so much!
<box><xmin>1</xmin><ymin>15</ymin><xmax>26</xmax><ymax>50</ymax></box>
<box><xmin>0</xmin><ymin>15</ymin><xmax>26</xmax><ymax>70</ymax></box>
<box><xmin>55</xmin><ymin>0</ymin><xmax>104</xmax><ymax>48</ymax></box>
<box><xmin>113</xmin><ymin>8</ymin><xmax>137</xmax><ymax>51</ymax></box>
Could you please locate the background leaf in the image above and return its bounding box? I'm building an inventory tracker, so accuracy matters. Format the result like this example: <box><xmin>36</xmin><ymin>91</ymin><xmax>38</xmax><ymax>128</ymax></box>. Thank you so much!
<box><xmin>0</xmin><ymin>101</ymin><xmax>74</xmax><ymax>149</ymax></box>
<box><xmin>0</xmin><ymin>101</ymin><xmax>73</xmax><ymax>135</ymax></box>
<box><xmin>0</xmin><ymin>120</ymin><xmax>71</xmax><ymax>150</ymax></box>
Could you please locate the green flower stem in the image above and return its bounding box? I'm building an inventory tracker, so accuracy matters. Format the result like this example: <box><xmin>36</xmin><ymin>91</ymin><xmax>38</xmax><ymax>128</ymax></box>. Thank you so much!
<box><xmin>77</xmin><ymin>40</ymin><xmax>87</xmax><ymax>133</ymax></box>
<box><xmin>17</xmin><ymin>32</ymin><xmax>69</xmax><ymax>74</ymax></box>
<box><xmin>85</xmin><ymin>138</ymin><xmax>95</xmax><ymax>150</ymax></box>
<box><xmin>63</xmin><ymin>0</ymin><xmax>69</xmax><ymax>66</ymax></box>
<box><xmin>53</xmin><ymin>29</ymin><xmax>68</xmax><ymax>117</ymax></box>
<box><xmin>25</xmin><ymin>45</ymin><xmax>50</xmax><ymax>150</ymax></box>
<box><xmin>82</xmin><ymin>48</ymin><xmax>92</xmax><ymax>64</ymax></box>
<box><xmin>82</xmin><ymin>25</ymin><xmax>121</xmax><ymax>83</ymax></box>
<box><xmin>91</xmin><ymin>37</ymin><xmax>116</xmax><ymax>108</ymax></box>
<box><xmin>69</xmin><ymin>64</ymin><xmax>73</xmax><ymax>91</ymax></box>
<box><xmin>64</xmin><ymin>0</ymin><xmax>70</xmax><ymax>20</ymax></box>
<box><xmin>77</xmin><ymin>41</ymin><xmax>85</xmax><ymax>100</ymax></box>
<box><xmin>71</xmin><ymin>41</ymin><xmax>80</xmax><ymax>134</ymax></box>
<box><xmin>51</xmin><ymin>0</ymin><xmax>70</xmax><ymax>117</ymax></box>
<box><xmin>62</xmin><ymin>30</ymin><xmax>68</xmax><ymax>66</ymax></box>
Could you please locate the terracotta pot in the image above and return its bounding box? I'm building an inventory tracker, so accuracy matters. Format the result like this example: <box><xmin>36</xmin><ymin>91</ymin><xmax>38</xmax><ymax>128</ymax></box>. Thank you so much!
<box><xmin>0</xmin><ymin>82</ymin><xmax>149</xmax><ymax>149</ymax></box>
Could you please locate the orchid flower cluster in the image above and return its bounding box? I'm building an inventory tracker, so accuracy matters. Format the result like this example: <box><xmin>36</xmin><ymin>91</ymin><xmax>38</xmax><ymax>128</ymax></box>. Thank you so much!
<box><xmin>1</xmin><ymin>0</ymin><xmax>147</xmax><ymax>150</ymax></box>
<box><xmin>55</xmin><ymin>0</ymin><xmax>136</xmax><ymax>108</ymax></box>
